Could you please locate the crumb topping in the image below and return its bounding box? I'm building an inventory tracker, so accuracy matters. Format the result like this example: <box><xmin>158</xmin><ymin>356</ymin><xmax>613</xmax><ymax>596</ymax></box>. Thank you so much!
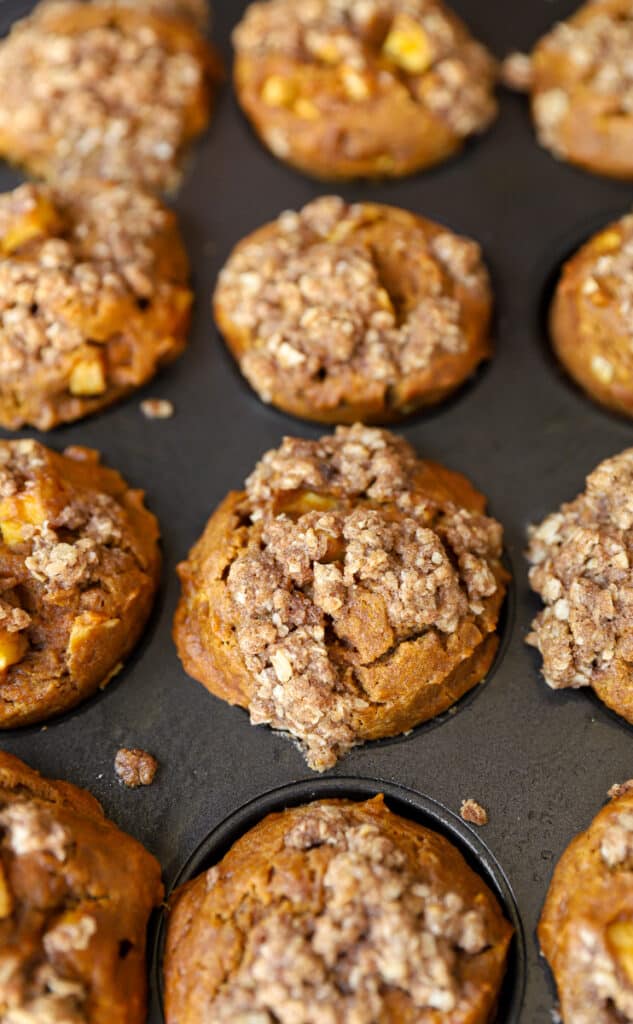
<box><xmin>209</xmin><ymin>803</ymin><xmax>491</xmax><ymax>1021</ymax></box>
<box><xmin>234</xmin><ymin>0</ymin><xmax>497</xmax><ymax>138</ymax></box>
<box><xmin>575</xmin><ymin>216</ymin><xmax>633</xmax><ymax>338</ymax></box>
<box><xmin>0</xmin><ymin>2</ymin><xmax>210</xmax><ymax>192</ymax></box>
<box><xmin>217</xmin><ymin>197</ymin><xmax>488</xmax><ymax>404</ymax></box>
<box><xmin>527</xmin><ymin>449</ymin><xmax>633</xmax><ymax>692</ymax></box>
<box><xmin>225</xmin><ymin>426</ymin><xmax>503</xmax><ymax>770</ymax></box>
<box><xmin>609</xmin><ymin>780</ymin><xmax>633</xmax><ymax>800</ymax></box>
<box><xmin>114</xmin><ymin>748</ymin><xmax>158</xmax><ymax>787</ymax></box>
<box><xmin>600</xmin><ymin>811</ymin><xmax>633</xmax><ymax>867</ymax></box>
<box><xmin>85</xmin><ymin>0</ymin><xmax>209</xmax><ymax>27</ymax></box>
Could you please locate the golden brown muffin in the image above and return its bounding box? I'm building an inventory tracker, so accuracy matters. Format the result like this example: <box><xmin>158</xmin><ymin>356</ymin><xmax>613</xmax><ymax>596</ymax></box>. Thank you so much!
<box><xmin>42</xmin><ymin>0</ymin><xmax>211</xmax><ymax>28</ymax></box>
<box><xmin>526</xmin><ymin>448</ymin><xmax>633</xmax><ymax>723</ymax></box>
<box><xmin>539</xmin><ymin>787</ymin><xmax>633</xmax><ymax>1024</ymax></box>
<box><xmin>0</xmin><ymin>750</ymin><xmax>163</xmax><ymax>1024</ymax></box>
<box><xmin>550</xmin><ymin>213</ymin><xmax>633</xmax><ymax>419</ymax></box>
<box><xmin>165</xmin><ymin>795</ymin><xmax>513</xmax><ymax>1024</ymax></box>
<box><xmin>214</xmin><ymin>197</ymin><xmax>493</xmax><ymax>424</ymax></box>
<box><xmin>0</xmin><ymin>439</ymin><xmax>161</xmax><ymax>728</ymax></box>
<box><xmin>232</xmin><ymin>0</ymin><xmax>498</xmax><ymax>180</ymax></box>
<box><xmin>174</xmin><ymin>425</ymin><xmax>508</xmax><ymax>771</ymax></box>
<box><xmin>0</xmin><ymin>181</ymin><xmax>191</xmax><ymax>431</ymax></box>
<box><xmin>0</xmin><ymin>1</ymin><xmax>219</xmax><ymax>193</ymax></box>
<box><xmin>503</xmin><ymin>0</ymin><xmax>633</xmax><ymax>180</ymax></box>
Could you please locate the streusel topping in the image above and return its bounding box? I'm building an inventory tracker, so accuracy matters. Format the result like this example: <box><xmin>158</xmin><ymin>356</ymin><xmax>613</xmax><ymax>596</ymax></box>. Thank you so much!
<box><xmin>209</xmin><ymin>802</ymin><xmax>491</xmax><ymax>1022</ymax></box>
<box><xmin>532</xmin><ymin>7</ymin><xmax>633</xmax><ymax>155</ymax></box>
<box><xmin>216</xmin><ymin>196</ymin><xmax>488</xmax><ymax>404</ymax></box>
<box><xmin>0</xmin><ymin>2</ymin><xmax>212</xmax><ymax>191</ymax></box>
<box><xmin>226</xmin><ymin>426</ymin><xmax>503</xmax><ymax>769</ymax></box>
<box><xmin>527</xmin><ymin>449</ymin><xmax>633</xmax><ymax>690</ymax></box>
<box><xmin>234</xmin><ymin>0</ymin><xmax>497</xmax><ymax>138</ymax></box>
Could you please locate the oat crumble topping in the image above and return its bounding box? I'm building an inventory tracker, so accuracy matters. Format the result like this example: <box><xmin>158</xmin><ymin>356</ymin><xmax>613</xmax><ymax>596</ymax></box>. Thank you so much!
<box><xmin>527</xmin><ymin>449</ymin><xmax>633</xmax><ymax>692</ymax></box>
<box><xmin>0</xmin><ymin>2</ymin><xmax>211</xmax><ymax>191</ymax></box>
<box><xmin>609</xmin><ymin>780</ymin><xmax>633</xmax><ymax>800</ymax></box>
<box><xmin>209</xmin><ymin>803</ymin><xmax>491</xmax><ymax>1021</ymax></box>
<box><xmin>234</xmin><ymin>0</ymin><xmax>497</xmax><ymax>138</ymax></box>
<box><xmin>114</xmin><ymin>748</ymin><xmax>159</xmax><ymax>787</ymax></box>
<box><xmin>224</xmin><ymin>425</ymin><xmax>503</xmax><ymax>770</ymax></box>
<box><xmin>216</xmin><ymin>197</ymin><xmax>488</xmax><ymax>404</ymax></box>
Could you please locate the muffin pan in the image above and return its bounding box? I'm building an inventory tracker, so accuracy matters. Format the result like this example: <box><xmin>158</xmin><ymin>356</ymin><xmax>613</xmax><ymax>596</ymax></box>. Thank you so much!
<box><xmin>1</xmin><ymin>1</ymin><xmax>633</xmax><ymax>1021</ymax></box>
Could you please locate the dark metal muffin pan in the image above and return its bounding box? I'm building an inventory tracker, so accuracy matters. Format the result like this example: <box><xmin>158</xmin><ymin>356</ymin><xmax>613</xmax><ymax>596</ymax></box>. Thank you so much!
<box><xmin>1</xmin><ymin>1</ymin><xmax>632</xmax><ymax>1020</ymax></box>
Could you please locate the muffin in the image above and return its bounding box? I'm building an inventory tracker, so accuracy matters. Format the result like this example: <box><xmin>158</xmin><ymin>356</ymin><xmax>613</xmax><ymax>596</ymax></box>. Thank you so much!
<box><xmin>164</xmin><ymin>795</ymin><xmax>513</xmax><ymax>1024</ymax></box>
<box><xmin>232</xmin><ymin>0</ymin><xmax>498</xmax><ymax>180</ymax></box>
<box><xmin>0</xmin><ymin>750</ymin><xmax>163</xmax><ymax>1024</ymax></box>
<box><xmin>503</xmin><ymin>0</ymin><xmax>633</xmax><ymax>180</ymax></box>
<box><xmin>0</xmin><ymin>439</ymin><xmax>160</xmax><ymax>728</ymax></box>
<box><xmin>539</xmin><ymin>786</ymin><xmax>633</xmax><ymax>1023</ymax></box>
<box><xmin>527</xmin><ymin>447</ymin><xmax>633</xmax><ymax>724</ymax></box>
<box><xmin>550</xmin><ymin>213</ymin><xmax>633</xmax><ymax>419</ymax></box>
<box><xmin>214</xmin><ymin>197</ymin><xmax>493</xmax><ymax>424</ymax></box>
<box><xmin>0</xmin><ymin>180</ymin><xmax>191</xmax><ymax>431</ymax></box>
<box><xmin>0</xmin><ymin>0</ymin><xmax>219</xmax><ymax>193</ymax></box>
<box><xmin>174</xmin><ymin>425</ymin><xmax>508</xmax><ymax>771</ymax></box>
<box><xmin>46</xmin><ymin>0</ymin><xmax>211</xmax><ymax>28</ymax></box>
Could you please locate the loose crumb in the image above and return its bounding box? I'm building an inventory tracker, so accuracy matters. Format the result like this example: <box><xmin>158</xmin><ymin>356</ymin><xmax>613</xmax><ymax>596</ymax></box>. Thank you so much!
<box><xmin>609</xmin><ymin>780</ymin><xmax>633</xmax><ymax>800</ymax></box>
<box><xmin>460</xmin><ymin>799</ymin><xmax>489</xmax><ymax>826</ymax></box>
<box><xmin>115</xmin><ymin>748</ymin><xmax>158</xmax><ymax>788</ymax></box>
<box><xmin>140</xmin><ymin>398</ymin><xmax>174</xmax><ymax>420</ymax></box>
<box><xmin>501</xmin><ymin>52</ymin><xmax>534</xmax><ymax>92</ymax></box>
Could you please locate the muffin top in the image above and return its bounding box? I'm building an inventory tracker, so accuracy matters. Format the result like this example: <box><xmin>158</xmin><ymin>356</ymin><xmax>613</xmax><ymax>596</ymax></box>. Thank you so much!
<box><xmin>165</xmin><ymin>796</ymin><xmax>513</xmax><ymax>1024</ymax></box>
<box><xmin>215</xmin><ymin>197</ymin><xmax>491</xmax><ymax>422</ymax></box>
<box><xmin>177</xmin><ymin>425</ymin><xmax>506</xmax><ymax>770</ymax></box>
<box><xmin>0</xmin><ymin>180</ymin><xmax>191</xmax><ymax>430</ymax></box>
<box><xmin>234</xmin><ymin>0</ymin><xmax>497</xmax><ymax>142</ymax></box>
<box><xmin>0</xmin><ymin>1</ymin><xmax>216</xmax><ymax>192</ymax></box>
<box><xmin>0</xmin><ymin>439</ymin><xmax>160</xmax><ymax>727</ymax></box>
<box><xmin>0</xmin><ymin>751</ymin><xmax>163</xmax><ymax>1024</ymax></box>
<box><xmin>527</xmin><ymin>448</ymin><xmax>633</xmax><ymax>691</ymax></box>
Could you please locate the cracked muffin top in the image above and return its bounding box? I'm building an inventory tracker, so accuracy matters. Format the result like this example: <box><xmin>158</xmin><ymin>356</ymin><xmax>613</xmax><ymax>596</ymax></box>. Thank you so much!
<box><xmin>0</xmin><ymin>439</ymin><xmax>160</xmax><ymax>728</ymax></box>
<box><xmin>165</xmin><ymin>796</ymin><xmax>513</xmax><ymax>1024</ymax></box>
<box><xmin>549</xmin><ymin>213</ymin><xmax>633</xmax><ymax>420</ymax></box>
<box><xmin>232</xmin><ymin>0</ymin><xmax>497</xmax><ymax>179</ymax></box>
<box><xmin>0</xmin><ymin>180</ymin><xmax>191</xmax><ymax>431</ymax></box>
<box><xmin>527</xmin><ymin>448</ymin><xmax>633</xmax><ymax>723</ymax></box>
<box><xmin>540</xmin><ymin>787</ymin><xmax>633</xmax><ymax>1024</ymax></box>
<box><xmin>0</xmin><ymin>0</ymin><xmax>219</xmax><ymax>192</ymax></box>
<box><xmin>503</xmin><ymin>0</ymin><xmax>633</xmax><ymax>180</ymax></box>
<box><xmin>174</xmin><ymin>425</ymin><xmax>508</xmax><ymax>771</ymax></box>
<box><xmin>0</xmin><ymin>751</ymin><xmax>163</xmax><ymax>1024</ymax></box>
<box><xmin>214</xmin><ymin>197</ymin><xmax>492</xmax><ymax>424</ymax></box>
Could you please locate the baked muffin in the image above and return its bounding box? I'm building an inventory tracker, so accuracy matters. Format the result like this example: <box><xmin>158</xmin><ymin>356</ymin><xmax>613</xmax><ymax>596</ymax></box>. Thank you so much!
<box><xmin>0</xmin><ymin>750</ymin><xmax>163</xmax><ymax>1023</ymax></box>
<box><xmin>232</xmin><ymin>0</ymin><xmax>498</xmax><ymax>180</ymax></box>
<box><xmin>0</xmin><ymin>180</ymin><xmax>191</xmax><ymax>431</ymax></box>
<box><xmin>503</xmin><ymin>0</ymin><xmax>633</xmax><ymax>180</ymax></box>
<box><xmin>174</xmin><ymin>425</ymin><xmax>508</xmax><ymax>771</ymax></box>
<box><xmin>539</xmin><ymin>786</ymin><xmax>633</xmax><ymax>1024</ymax></box>
<box><xmin>550</xmin><ymin>213</ymin><xmax>633</xmax><ymax>419</ymax></box>
<box><xmin>165</xmin><ymin>795</ymin><xmax>513</xmax><ymax>1023</ymax></box>
<box><xmin>527</xmin><ymin>448</ymin><xmax>633</xmax><ymax>724</ymax></box>
<box><xmin>0</xmin><ymin>439</ymin><xmax>160</xmax><ymax>728</ymax></box>
<box><xmin>0</xmin><ymin>1</ymin><xmax>219</xmax><ymax>193</ymax></box>
<box><xmin>43</xmin><ymin>0</ymin><xmax>211</xmax><ymax>28</ymax></box>
<box><xmin>214</xmin><ymin>197</ymin><xmax>493</xmax><ymax>424</ymax></box>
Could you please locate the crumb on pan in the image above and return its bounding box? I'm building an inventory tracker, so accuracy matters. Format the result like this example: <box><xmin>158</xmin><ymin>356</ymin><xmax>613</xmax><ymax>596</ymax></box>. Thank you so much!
<box><xmin>460</xmin><ymin>798</ymin><xmax>488</xmax><ymax>826</ymax></box>
<box><xmin>114</xmin><ymin>747</ymin><xmax>158</xmax><ymax>788</ymax></box>
<box><xmin>140</xmin><ymin>398</ymin><xmax>175</xmax><ymax>419</ymax></box>
<box><xmin>501</xmin><ymin>51</ymin><xmax>533</xmax><ymax>92</ymax></box>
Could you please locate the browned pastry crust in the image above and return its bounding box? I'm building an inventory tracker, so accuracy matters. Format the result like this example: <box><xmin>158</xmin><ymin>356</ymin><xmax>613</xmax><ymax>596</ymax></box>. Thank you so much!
<box><xmin>164</xmin><ymin>795</ymin><xmax>513</xmax><ymax>1024</ymax></box>
<box><xmin>508</xmin><ymin>0</ymin><xmax>633</xmax><ymax>180</ymax></box>
<box><xmin>0</xmin><ymin>1</ymin><xmax>219</xmax><ymax>193</ymax></box>
<box><xmin>0</xmin><ymin>750</ymin><xmax>163</xmax><ymax>1024</ymax></box>
<box><xmin>526</xmin><ymin>448</ymin><xmax>633</xmax><ymax>723</ymax></box>
<box><xmin>0</xmin><ymin>181</ymin><xmax>191</xmax><ymax>431</ymax></box>
<box><xmin>550</xmin><ymin>214</ymin><xmax>633</xmax><ymax>419</ymax></box>
<box><xmin>174</xmin><ymin>425</ymin><xmax>508</xmax><ymax>771</ymax></box>
<box><xmin>539</xmin><ymin>789</ymin><xmax>633</xmax><ymax>1024</ymax></box>
<box><xmin>232</xmin><ymin>0</ymin><xmax>498</xmax><ymax>180</ymax></box>
<box><xmin>214</xmin><ymin>197</ymin><xmax>493</xmax><ymax>424</ymax></box>
<box><xmin>0</xmin><ymin>440</ymin><xmax>161</xmax><ymax>728</ymax></box>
